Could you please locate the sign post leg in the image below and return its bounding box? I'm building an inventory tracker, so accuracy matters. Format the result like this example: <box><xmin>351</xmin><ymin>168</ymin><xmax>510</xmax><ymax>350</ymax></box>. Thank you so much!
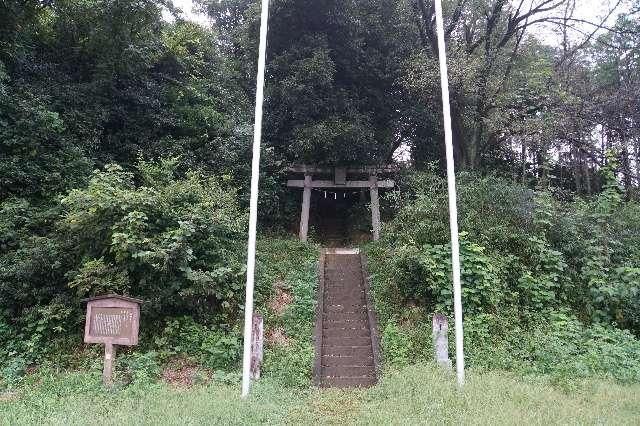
<box><xmin>103</xmin><ymin>343</ymin><xmax>115</xmax><ymax>388</ymax></box>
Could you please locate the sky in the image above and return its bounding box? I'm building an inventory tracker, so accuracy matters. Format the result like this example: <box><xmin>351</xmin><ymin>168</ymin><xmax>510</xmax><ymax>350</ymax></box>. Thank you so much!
<box><xmin>163</xmin><ymin>0</ymin><xmax>210</xmax><ymax>25</ymax></box>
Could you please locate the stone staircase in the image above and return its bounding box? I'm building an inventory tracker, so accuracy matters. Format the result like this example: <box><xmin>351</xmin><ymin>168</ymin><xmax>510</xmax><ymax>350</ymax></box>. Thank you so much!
<box><xmin>314</xmin><ymin>250</ymin><xmax>380</xmax><ymax>388</ymax></box>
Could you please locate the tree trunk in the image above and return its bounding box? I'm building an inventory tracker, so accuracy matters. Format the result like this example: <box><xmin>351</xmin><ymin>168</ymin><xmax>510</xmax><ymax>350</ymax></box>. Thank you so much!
<box><xmin>572</xmin><ymin>144</ymin><xmax>582</xmax><ymax>194</ymax></box>
<box><xmin>521</xmin><ymin>141</ymin><xmax>527</xmax><ymax>186</ymax></box>
<box><xmin>450</xmin><ymin>99</ymin><xmax>466</xmax><ymax>169</ymax></box>
<box><xmin>583</xmin><ymin>152</ymin><xmax>592</xmax><ymax>195</ymax></box>
<box><xmin>468</xmin><ymin>121</ymin><xmax>482</xmax><ymax>171</ymax></box>
<box><xmin>621</xmin><ymin>138</ymin><xmax>632</xmax><ymax>196</ymax></box>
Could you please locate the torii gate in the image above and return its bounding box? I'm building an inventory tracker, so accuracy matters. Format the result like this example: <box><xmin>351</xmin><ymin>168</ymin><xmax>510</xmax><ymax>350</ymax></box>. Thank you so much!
<box><xmin>287</xmin><ymin>164</ymin><xmax>396</xmax><ymax>242</ymax></box>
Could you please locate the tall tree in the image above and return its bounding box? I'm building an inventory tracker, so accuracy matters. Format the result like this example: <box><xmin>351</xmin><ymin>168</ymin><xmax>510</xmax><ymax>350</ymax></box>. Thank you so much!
<box><xmin>202</xmin><ymin>0</ymin><xmax>419</xmax><ymax>165</ymax></box>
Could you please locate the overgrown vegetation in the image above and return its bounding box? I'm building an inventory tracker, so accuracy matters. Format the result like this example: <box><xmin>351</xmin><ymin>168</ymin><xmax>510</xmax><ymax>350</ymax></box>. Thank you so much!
<box><xmin>368</xmin><ymin>166</ymin><xmax>640</xmax><ymax>383</ymax></box>
<box><xmin>1</xmin><ymin>1</ymin><xmax>640</xmax><ymax>421</ymax></box>
<box><xmin>257</xmin><ymin>239</ymin><xmax>319</xmax><ymax>387</ymax></box>
<box><xmin>0</xmin><ymin>158</ymin><xmax>247</xmax><ymax>368</ymax></box>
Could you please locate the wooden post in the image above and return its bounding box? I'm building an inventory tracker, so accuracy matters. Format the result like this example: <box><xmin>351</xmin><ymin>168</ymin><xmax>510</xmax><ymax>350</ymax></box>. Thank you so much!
<box><xmin>299</xmin><ymin>174</ymin><xmax>312</xmax><ymax>242</ymax></box>
<box><xmin>103</xmin><ymin>342</ymin><xmax>115</xmax><ymax>388</ymax></box>
<box><xmin>369</xmin><ymin>175</ymin><xmax>380</xmax><ymax>241</ymax></box>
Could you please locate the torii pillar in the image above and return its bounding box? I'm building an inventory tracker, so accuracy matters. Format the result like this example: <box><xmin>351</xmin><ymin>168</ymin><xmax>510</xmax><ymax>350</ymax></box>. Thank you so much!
<box><xmin>299</xmin><ymin>174</ymin><xmax>312</xmax><ymax>242</ymax></box>
<box><xmin>369</xmin><ymin>174</ymin><xmax>380</xmax><ymax>241</ymax></box>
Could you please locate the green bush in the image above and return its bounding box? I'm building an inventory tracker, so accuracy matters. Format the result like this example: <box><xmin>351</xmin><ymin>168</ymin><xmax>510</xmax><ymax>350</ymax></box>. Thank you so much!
<box><xmin>156</xmin><ymin>317</ymin><xmax>241</xmax><ymax>371</ymax></box>
<box><xmin>118</xmin><ymin>351</ymin><xmax>162</xmax><ymax>385</ymax></box>
<box><xmin>60</xmin><ymin>158</ymin><xmax>247</xmax><ymax>321</ymax></box>
<box><xmin>391</xmin><ymin>237</ymin><xmax>505</xmax><ymax>315</ymax></box>
<box><xmin>368</xmin><ymin>169</ymin><xmax>640</xmax><ymax>383</ymax></box>
<box><xmin>0</xmin><ymin>158</ymin><xmax>248</xmax><ymax>366</ymax></box>
<box><xmin>528</xmin><ymin>314</ymin><xmax>640</xmax><ymax>384</ymax></box>
<box><xmin>381</xmin><ymin>322</ymin><xmax>413</xmax><ymax>367</ymax></box>
<box><xmin>0</xmin><ymin>356</ymin><xmax>27</xmax><ymax>388</ymax></box>
<box><xmin>262</xmin><ymin>343</ymin><xmax>314</xmax><ymax>388</ymax></box>
<box><xmin>256</xmin><ymin>238</ymin><xmax>319</xmax><ymax>387</ymax></box>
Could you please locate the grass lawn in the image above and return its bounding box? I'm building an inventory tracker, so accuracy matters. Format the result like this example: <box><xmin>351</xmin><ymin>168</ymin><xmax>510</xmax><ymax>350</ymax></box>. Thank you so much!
<box><xmin>1</xmin><ymin>364</ymin><xmax>639</xmax><ymax>425</ymax></box>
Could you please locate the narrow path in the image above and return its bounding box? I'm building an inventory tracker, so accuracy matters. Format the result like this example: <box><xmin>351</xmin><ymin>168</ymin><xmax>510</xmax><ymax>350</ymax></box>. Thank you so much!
<box><xmin>315</xmin><ymin>250</ymin><xmax>380</xmax><ymax>388</ymax></box>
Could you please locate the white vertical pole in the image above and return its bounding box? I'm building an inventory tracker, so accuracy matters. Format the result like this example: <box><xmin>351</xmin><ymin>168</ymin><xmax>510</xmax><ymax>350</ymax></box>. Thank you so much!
<box><xmin>241</xmin><ymin>0</ymin><xmax>270</xmax><ymax>399</ymax></box>
<box><xmin>434</xmin><ymin>0</ymin><xmax>465</xmax><ymax>386</ymax></box>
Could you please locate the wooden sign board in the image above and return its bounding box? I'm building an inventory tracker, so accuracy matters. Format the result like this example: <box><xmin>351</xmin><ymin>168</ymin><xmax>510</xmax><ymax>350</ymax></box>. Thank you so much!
<box><xmin>83</xmin><ymin>295</ymin><xmax>142</xmax><ymax>387</ymax></box>
<box><xmin>84</xmin><ymin>295</ymin><xmax>141</xmax><ymax>346</ymax></box>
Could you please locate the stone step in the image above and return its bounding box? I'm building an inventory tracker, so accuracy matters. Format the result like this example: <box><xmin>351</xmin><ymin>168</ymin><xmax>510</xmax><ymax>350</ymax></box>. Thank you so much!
<box><xmin>321</xmin><ymin>365</ymin><xmax>375</xmax><ymax>378</ymax></box>
<box><xmin>323</xmin><ymin>312</ymin><xmax>366</xmax><ymax>322</ymax></box>
<box><xmin>323</xmin><ymin>336</ymin><xmax>372</xmax><ymax>347</ymax></box>
<box><xmin>324</xmin><ymin>288</ymin><xmax>363</xmax><ymax>293</ymax></box>
<box><xmin>325</xmin><ymin>267</ymin><xmax>362</xmax><ymax>272</ymax></box>
<box><xmin>321</xmin><ymin>355</ymin><xmax>373</xmax><ymax>367</ymax></box>
<box><xmin>322</xmin><ymin>346</ymin><xmax>373</xmax><ymax>358</ymax></box>
<box><xmin>324</xmin><ymin>287</ymin><xmax>365</xmax><ymax>294</ymax></box>
<box><xmin>323</xmin><ymin>289</ymin><xmax>364</xmax><ymax>296</ymax></box>
<box><xmin>325</xmin><ymin>273</ymin><xmax>362</xmax><ymax>278</ymax></box>
<box><xmin>315</xmin><ymin>251</ymin><xmax>378</xmax><ymax>389</ymax></box>
<box><xmin>324</xmin><ymin>304</ymin><xmax>367</xmax><ymax>313</ymax></box>
<box><xmin>324</xmin><ymin>287</ymin><xmax>365</xmax><ymax>293</ymax></box>
<box><xmin>322</xmin><ymin>319</ymin><xmax>368</xmax><ymax>328</ymax></box>
<box><xmin>325</xmin><ymin>275</ymin><xmax>362</xmax><ymax>280</ymax></box>
<box><xmin>325</xmin><ymin>257</ymin><xmax>360</xmax><ymax>264</ymax></box>
<box><xmin>323</xmin><ymin>327</ymin><xmax>371</xmax><ymax>338</ymax></box>
<box><xmin>320</xmin><ymin>377</ymin><xmax>377</xmax><ymax>388</ymax></box>
<box><xmin>324</xmin><ymin>298</ymin><xmax>366</xmax><ymax>306</ymax></box>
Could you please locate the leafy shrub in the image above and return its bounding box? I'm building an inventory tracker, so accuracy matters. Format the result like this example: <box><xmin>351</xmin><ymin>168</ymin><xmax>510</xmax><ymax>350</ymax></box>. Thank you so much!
<box><xmin>119</xmin><ymin>351</ymin><xmax>162</xmax><ymax>385</ymax></box>
<box><xmin>0</xmin><ymin>356</ymin><xmax>27</xmax><ymax>388</ymax></box>
<box><xmin>528</xmin><ymin>314</ymin><xmax>640</xmax><ymax>384</ymax></box>
<box><xmin>156</xmin><ymin>317</ymin><xmax>241</xmax><ymax>371</ymax></box>
<box><xmin>60</xmin><ymin>158</ymin><xmax>248</xmax><ymax>322</ymax></box>
<box><xmin>0</xmin><ymin>199</ymin><xmax>72</xmax><ymax>324</ymax></box>
<box><xmin>391</xmin><ymin>237</ymin><xmax>505</xmax><ymax>315</ymax></box>
<box><xmin>0</xmin><ymin>158</ymin><xmax>248</xmax><ymax>366</ymax></box>
<box><xmin>464</xmin><ymin>311</ymin><xmax>640</xmax><ymax>384</ymax></box>
<box><xmin>262</xmin><ymin>343</ymin><xmax>314</xmax><ymax>388</ymax></box>
<box><xmin>381</xmin><ymin>323</ymin><xmax>413</xmax><ymax>367</ymax></box>
<box><xmin>541</xmin><ymin>160</ymin><xmax>640</xmax><ymax>332</ymax></box>
<box><xmin>368</xmin><ymin>169</ymin><xmax>640</xmax><ymax>383</ymax></box>
<box><xmin>256</xmin><ymin>238</ymin><xmax>319</xmax><ymax>387</ymax></box>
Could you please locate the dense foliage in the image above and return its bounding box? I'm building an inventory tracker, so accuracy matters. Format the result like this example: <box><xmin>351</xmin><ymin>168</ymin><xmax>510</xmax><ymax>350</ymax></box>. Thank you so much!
<box><xmin>0</xmin><ymin>158</ymin><xmax>248</xmax><ymax>365</ymax></box>
<box><xmin>368</xmin><ymin>167</ymin><xmax>640</xmax><ymax>382</ymax></box>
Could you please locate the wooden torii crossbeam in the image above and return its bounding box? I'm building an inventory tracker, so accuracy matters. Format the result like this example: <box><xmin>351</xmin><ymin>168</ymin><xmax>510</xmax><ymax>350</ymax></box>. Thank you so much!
<box><xmin>287</xmin><ymin>165</ymin><xmax>396</xmax><ymax>242</ymax></box>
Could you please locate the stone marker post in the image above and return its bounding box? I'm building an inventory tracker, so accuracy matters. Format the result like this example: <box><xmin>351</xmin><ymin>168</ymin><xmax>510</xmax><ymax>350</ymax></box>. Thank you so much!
<box><xmin>432</xmin><ymin>313</ymin><xmax>452</xmax><ymax>369</ymax></box>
